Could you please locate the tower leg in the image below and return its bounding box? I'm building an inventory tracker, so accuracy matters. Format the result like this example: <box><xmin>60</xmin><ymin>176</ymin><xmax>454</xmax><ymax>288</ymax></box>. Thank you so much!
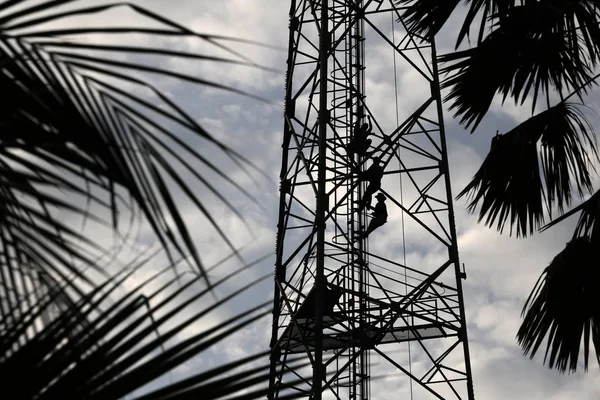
<box><xmin>269</xmin><ymin>1</ymin><xmax>476</xmax><ymax>399</ymax></box>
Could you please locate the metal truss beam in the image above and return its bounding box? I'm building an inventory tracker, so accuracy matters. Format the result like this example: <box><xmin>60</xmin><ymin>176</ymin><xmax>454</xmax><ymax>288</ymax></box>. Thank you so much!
<box><xmin>269</xmin><ymin>1</ymin><xmax>476</xmax><ymax>399</ymax></box>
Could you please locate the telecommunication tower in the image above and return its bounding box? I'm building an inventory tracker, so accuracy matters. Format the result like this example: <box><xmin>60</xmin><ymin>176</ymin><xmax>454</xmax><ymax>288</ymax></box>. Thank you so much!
<box><xmin>269</xmin><ymin>1</ymin><xmax>476</xmax><ymax>399</ymax></box>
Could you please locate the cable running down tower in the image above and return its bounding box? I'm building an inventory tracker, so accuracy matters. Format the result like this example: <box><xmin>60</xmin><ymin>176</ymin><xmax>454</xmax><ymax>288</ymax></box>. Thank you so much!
<box><xmin>269</xmin><ymin>1</ymin><xmax>476</xmax><ymax>399</ymax></box>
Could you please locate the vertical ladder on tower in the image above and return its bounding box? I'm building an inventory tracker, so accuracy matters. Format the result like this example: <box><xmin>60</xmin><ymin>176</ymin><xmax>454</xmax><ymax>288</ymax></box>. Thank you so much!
<box><xmin>328</xmin><ymin>2</ymin><xmax>370</xmax><ymax>397</ymax></box>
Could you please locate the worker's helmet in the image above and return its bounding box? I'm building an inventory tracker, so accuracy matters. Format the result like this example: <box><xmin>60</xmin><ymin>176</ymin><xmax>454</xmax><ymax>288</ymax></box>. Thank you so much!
<box><xmin>375</xmin><ymin>193</ymin><xmax>386</xmax><ymax>201</ymax></box>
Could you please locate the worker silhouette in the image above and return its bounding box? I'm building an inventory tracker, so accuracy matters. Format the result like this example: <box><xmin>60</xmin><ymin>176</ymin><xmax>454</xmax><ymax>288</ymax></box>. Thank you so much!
<box><xmin>355</xmin><ymin>156</ymin><xmax>384</xmax><ymax>213</ymax></box>
<box><xmin>348</xmin><ymin>116</ymin><xmax>372</xmax><ymax>158</ymax></box>
<box><xmin>355</xmin><ymin>193</ymin><xmax>388</xmax><ymax>240</ymax></box>
<box><xmin>296</xmin><ymin>285</ymin><xmax>343</xmax><ymax>319</ymax></box>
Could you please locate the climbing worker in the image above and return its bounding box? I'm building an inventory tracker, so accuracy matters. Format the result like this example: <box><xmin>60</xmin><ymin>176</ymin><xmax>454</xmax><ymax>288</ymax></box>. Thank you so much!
<box><xmin>296</xmin><ymin>284</ymin><xmax>343</xmax><ymax>319</ymax></box>
<box><xmin>355</xmin><ymin>193</ymin><xmax>388</xmax><ymax>240</ymax></box>
<box><xmin>348</xmin><ymin>116</ymin><xmax>373</xmax><ymax>158</ymax></box>
<box><xmin>355</xmin><ymin>156</ymin><xmax>384</xmax><ymax>213</ymax></box>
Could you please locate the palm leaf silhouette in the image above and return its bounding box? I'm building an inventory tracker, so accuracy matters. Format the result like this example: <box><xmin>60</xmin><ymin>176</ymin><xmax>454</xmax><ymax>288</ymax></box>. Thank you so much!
<box><xmin>541</xmin><ymin>188</ymin><xmax>600</xmax><ymax>237</ymax></box>
<box><xmin>439</xmin><ymin>5</ymin><xmax>593</xmax><ymax>131</ymax></box>
<box><xmin>0</xmin><ymin>251</ymin><xmax>308</xmax><ymax>399</ymax></box>
<box><xmin>396</xmin><ymin>0</ymin><xmax>600</xmax><ymax>54</ymax></box>
<box><xmin>0</xmin><ymin>1</ymin><xmax>268</xmax><ymax>300</ymax></box>
<box><xmin>517</xmin><ymin>237</ymin><xmax>600</xmax><ymax>373</ymax></box>
<box><xmin>395</xmin><ymin>0</ymin><xmax>461</xmax><ymax>40</ymax></box>
<box><xmin>396</xmin><ymin>0</ymin><xmax>524</xmax><ymax>46</ymax></box>
<box><xmin>458</xmin><ymin>102</ymin><xmax>597</xmax><ymax>237</ymax></box>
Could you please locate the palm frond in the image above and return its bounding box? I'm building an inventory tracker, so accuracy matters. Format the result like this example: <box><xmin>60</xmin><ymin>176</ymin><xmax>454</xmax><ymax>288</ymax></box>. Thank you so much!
<box><xmin>398</xmin><ymin>0</ymin><xmax>600</xmax><ymax>57</ymax></box>
<box><xmin>396</xmin><ymin>0</ymin><xmax>523</xmax><ymax>45</ymax></box>
<box><xmin>396</xmin><ymin>0</ymin><xmax>514</xmax><ymax>45</ymax></box>
<box><xmin>0</xmin><ymin>251</ymin><xmax>285</xmax><ymax>399</ymax></box>
<box><xmin>517</xmin><ymin>237</ymin><xmax>600</xmax><ymax>373</ymax></box>
<box><xmin>497</xmin><ymin>0</ymin><xmax>600</xmax><ymax>66</ymax></box>
<box><xmin>439</xmin><ymin>3</ymin><xmax>594</xmax><ymax>131</ymax></box>
<box><xmin>134</xmin><ymin>351</ymin><xmax>307</xmax><ymax>400</ymax></box>
<box><xmin>539</xmin><ymin>103</ymin><xmax>597</xmax><ymax>214</ymax></box>
<box><xmin>458</xmin><ymin>102</ymin><xmax>597</xmax><ymax>237</ymax></box>
<box><xmin>542</xmin><ymin>187</ymin><xmax>600</xmax><ymax>239</ymax></box>
<box><xmin>572</xmin><ymin>194</ymin><xmax>600</xmax><ymax>241</ymax></box>
<box><xmin>457</xmin><ymin>123</ymin><xmax>543</xmax><ymax>237</ymax></box>
<box><xmin>395</xmin><ymin>0</ymin><xmax>460</xmax><ymax>39</ymax></box>
<box><xmin>1</xmin><ymin>1</ymin><xmax>269</xmax><ymax>294</ymax></box>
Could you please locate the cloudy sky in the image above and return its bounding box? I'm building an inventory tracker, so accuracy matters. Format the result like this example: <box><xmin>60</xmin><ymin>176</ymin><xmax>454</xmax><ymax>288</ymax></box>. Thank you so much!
<box><xmin>14</xmin><ymin>0</ymin><xmax>600</xmax><ymax>399</ymax></box>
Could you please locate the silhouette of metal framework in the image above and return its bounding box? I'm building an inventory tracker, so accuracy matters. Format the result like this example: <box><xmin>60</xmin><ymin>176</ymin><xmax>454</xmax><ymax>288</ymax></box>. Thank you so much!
<box><xmin>269</xmin><ymin>1</ymin><xmax>475</xmax><ymax>399</ymax></box>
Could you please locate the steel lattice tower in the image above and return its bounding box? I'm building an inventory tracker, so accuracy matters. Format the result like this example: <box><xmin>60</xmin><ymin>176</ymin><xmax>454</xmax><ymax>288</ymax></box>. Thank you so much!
<box><xmin>269</xmin><ymin>1</ymin><xmax>475</xmax><ymax>399</ymax></box>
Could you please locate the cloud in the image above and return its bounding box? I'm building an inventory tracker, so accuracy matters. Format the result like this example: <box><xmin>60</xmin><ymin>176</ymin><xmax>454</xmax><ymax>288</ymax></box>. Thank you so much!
<box><xmin>181</xmin><ymin>2</ymin><xmax>597</xmax><ymax>398</ymax></box>
<box><xmin>23</xmin><ymin>1</ymin><xmax>600</xmax><ymax>398</ymax></box>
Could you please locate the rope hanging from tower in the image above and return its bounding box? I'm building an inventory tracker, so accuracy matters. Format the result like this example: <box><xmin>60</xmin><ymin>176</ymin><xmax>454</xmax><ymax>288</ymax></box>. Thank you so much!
<box><xmin>391</xmin><ymin>12</ymin><xmax>415</xmax><ymax>400</ymax></box>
